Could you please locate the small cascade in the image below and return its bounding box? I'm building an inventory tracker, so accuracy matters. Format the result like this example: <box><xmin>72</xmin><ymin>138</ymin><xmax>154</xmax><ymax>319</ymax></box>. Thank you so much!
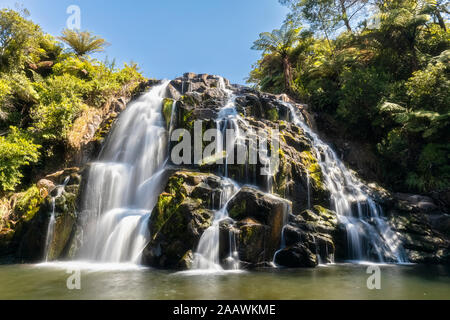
<box><xmin>192</xmin><ymin>179</ymin><xmax>240</xmax><ymax>270</ymax></box>
<box><xmin>283</xmin><ymin>102</ymin><xmax>407</xmax><ymax>263</ymax></box>
<box><xmin>192</xmin><ymin>78</ymin><xmax>245</xmax><ymax>271</ymax></box>
<box><xmin>225</xmin><ymin>226</ymin><xmax>240</xmax><ymax>270</ymax></box>
<box><xmin>44</xmin><ymin>176</ymin><xmax>70</xmax><ymax>261</ymax></box>
<box><xmin>272</xmin><ymin>199</ymin><xmax>292</xmax><ymax>265</ymax></box>
<box><xmin>76</xmin><ymin>81</ymin><xmax>171</xmax><ymax>264</ymax></box>
<box><xmin>306</xmin><ymin>172</ymin><xmax>311</xmax><ymax>209</ymax></box>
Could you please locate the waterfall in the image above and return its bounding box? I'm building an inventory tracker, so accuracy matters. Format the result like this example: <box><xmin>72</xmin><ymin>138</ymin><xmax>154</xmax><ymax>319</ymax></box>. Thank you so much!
<box><xmin>192</xmin><ymin>179</ymin><xmax>240</xmax><ymax>270</ymax></box>
<box><xmin>306</xmin><ymin>172</ymin><xmax>311</xmax><ymax>209</ymax></box>
<box><xmin>76</xmin><ymin>81</ymin><xmax>171</xmax><ymax>264</ymax></box>
<box><xmin>47</xmin><ymin>74</ymin><xmax>406</xmax><ymax>268</ymax></box>
<box><xmin>44</xmin><ymin>176</ymin><xmax>70</xmax><ymax>261</ymax></box>
<box><xmin>283</xmin><ymin>103</ymin><xmax>407</xmax><ymax>263</ymax></box>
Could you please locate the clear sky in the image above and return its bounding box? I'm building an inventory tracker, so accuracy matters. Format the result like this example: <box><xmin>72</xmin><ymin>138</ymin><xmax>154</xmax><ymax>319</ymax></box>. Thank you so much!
<box><xmin>1</xmin><ymin>0</ymin><xmax>289</xmax><ymax>84</ymax></box>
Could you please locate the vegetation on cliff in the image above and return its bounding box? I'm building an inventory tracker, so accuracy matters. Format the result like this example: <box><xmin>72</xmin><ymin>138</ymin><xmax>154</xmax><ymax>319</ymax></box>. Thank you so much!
<box><xmin>0</xmin><ymin>8</ymin><xmax>145</xmax><ymax>237</ymax></box>
<box><xmin>249</xmin><ymin>0</ymin><xmax>449</xmax><ymax>194</ymax></box>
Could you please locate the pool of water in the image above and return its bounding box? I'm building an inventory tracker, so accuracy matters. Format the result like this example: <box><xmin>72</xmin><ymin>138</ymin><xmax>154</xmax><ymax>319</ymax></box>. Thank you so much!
<box><xmin>0</xmin><ymin>263</ymin><xmax>449</xmax><ymax>300</ymax></box>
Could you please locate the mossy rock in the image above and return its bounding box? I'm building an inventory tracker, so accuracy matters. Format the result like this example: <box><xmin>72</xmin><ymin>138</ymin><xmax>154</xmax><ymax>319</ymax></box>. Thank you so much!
<box><xmin>143</xmin><ymin>197</ymin><xmax>214</xmax><ymax>269</ymax></box>
<box><xmin>266</xmin><ymin>108</ymin><xmax>279</xmax><ymax>122</ymax></box>
<box><xmin>237</xmin><ymin>221</ymin><xmax>268</xmax><ymax>264</ymax></box>
<box><xmin>162</xmin><ymin>98</ymin><xmax>174</xmax><ymax>130</ymax></box>
<box><xmin>13</xmin><ymin>186</ymin><xmax>45</xmax><ymax>222</ymax></box>
<box><xmin>226</xmin><ymin>187</ymin><xmax>292</xmax><ymax>266</ymax></box>
<box><xmin>300</xmin><ymin>151</ymin><xmax>324</xmax><ymax>190</ymax></box>
<box><xmin>143</xmin><ymin>171</ymin><xmax>230</xmax><ymax>269</ymax></box>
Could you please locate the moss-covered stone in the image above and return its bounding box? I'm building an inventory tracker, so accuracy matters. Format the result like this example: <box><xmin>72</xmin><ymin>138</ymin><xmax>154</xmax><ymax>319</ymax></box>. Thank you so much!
<box><xmin>162</xmin><ymin>98</ymin><xmax>174</xmax><ymax>130</ymax></box>
<box><xmin>300</xmin><ymin>151</ymin><xmax>324</xmax><ymax>190</ymax></box>
<box><xmin>226</xmin><ymin>187</ymin><xmax>292</xmax><ymax>267</ymax></box>
<box><xmin>13</xmin><ymin>186</ymin><xmax>44</xmax><ymax>222</ymax></box>
<box><xmin>266</xmin><ymin>108</ymin><xmax>279</xmax><ymax>122</ymax></box>
<box><xmin>143</xmin><ymin>171</ymin><xmax>230</xmax><ymax>269</ymax></box>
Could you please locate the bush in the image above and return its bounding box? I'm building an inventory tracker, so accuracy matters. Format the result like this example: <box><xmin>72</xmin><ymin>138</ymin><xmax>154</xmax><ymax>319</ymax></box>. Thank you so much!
<box><xmin>337</xmin><ymin>67</ymin><xmax>391</xmax><ymax>138</ymax></box>
<box><xmin>406</xmin><ymin>61</ymin><xmax>450</xmax><ymax>113</ymax></box>
<box><xmin>0</xmin><ymin>127</ymin><xmax>41</xmax><ymax>192</ymax></box>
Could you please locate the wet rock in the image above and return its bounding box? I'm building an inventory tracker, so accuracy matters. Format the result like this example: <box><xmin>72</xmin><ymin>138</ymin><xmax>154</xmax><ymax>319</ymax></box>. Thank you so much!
<box><xmin>11</xmin><ymin>169</ymin><xmax>82</xmax><ymax>262</ymax></box>
<box><xmin>36</xmin><ymin>179</ymin><xmax>55</xmax><ymax>193</ymax></box>
<box><xmin>236</xmin><ymin>219</ymin><xmax>268</xmax><ymax>264</ymax></box>
<box><xmin>284</xmin><ymin>206</ymin><xmax>339</xmax><ymax>264</ymax></box>
<box><xmin>274</xmin><ymin>244</ymin><xmax>318</xmax><ymax>268</ymax></box>
<box><xmin>45</xmin><ymin>190</ymin><xmax>78</xmax><ymax>261</ymax></box>
<box><xmin>388</xmin><ymin>210</ymin><xmax>450</xmax><ymax>264</ymax></box>
<box><xmin>0</xmin><ymin>229</ymin><xmax>14</xmax><ymax>255</ymax></box>
<box><xmin>225</xmin><ymin>186</ymin><xmax>292</xmax><ymax>267</ymax></box>
<box><xmin>143</xmin><ymin>171</ymin><xmax>231</xmax><ymax>269</ymax></box>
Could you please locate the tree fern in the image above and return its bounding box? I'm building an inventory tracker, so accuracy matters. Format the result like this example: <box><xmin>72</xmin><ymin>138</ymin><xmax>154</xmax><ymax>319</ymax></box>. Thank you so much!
<box><xmin>58</xmin><ymin>29</ymin><xmax>109</xmax><ymax>57</ymax></box>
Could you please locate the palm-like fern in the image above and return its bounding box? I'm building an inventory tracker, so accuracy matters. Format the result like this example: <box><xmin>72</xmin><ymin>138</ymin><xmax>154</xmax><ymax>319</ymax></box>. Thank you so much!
<box><xmin>252</xmin><ymin>22</ymin><xmax>302</xmax><ymax>92</ymax></box>
<box><xmin>58</xmin><ymin>29</ymin><xmax>109</xmax><ymax>56</ymax></box>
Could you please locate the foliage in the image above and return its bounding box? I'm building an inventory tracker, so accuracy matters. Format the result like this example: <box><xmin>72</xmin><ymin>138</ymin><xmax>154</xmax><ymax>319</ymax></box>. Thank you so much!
<box><xmin>251</xmin><ymin>22</ymin><xmax>304</xmax><ymax>92</ymax></box>
<box><xmin>13</xmin><ymin>185</ymin><xmax>43</xmax><ymax>221</ymax></box>
<box><xmin>0</xmin><ymin>8</ymin><xmax>146</xmax><ymax>194</ymax></box>
<box><xmin>251</xmin><ymin>0</ymin><xmax>450</xmax><ymax>193</ymax></box>
<box><xmin>0</xmin><ymin>127</ymin><xmax>40</xmax><ymax>191</ymax></box>
<box><xmin>58</xmin><ymin>29</ymin><xmax>109</xmax><ymax>57</ymax></box>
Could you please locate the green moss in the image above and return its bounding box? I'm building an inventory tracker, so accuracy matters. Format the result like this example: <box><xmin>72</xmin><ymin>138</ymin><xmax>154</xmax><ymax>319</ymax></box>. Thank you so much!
<box><xmin>14</xmin><ymin>186</ymin><xmax>44</xmax><ymax>222</ymax></box>
<box><xmin>162</xmin><ymin>98</ymin><xmax>174</xmax><ymax>129</ymax></box>
<box><xmin>229</xmin><ymin>199</ymin><xmax>246</xmax><ymax>219</ymax></box>
<box><xmin>274</xmin><ymin>155</ymin><xmax>289</xmax><ymax>197</ymax></box>
<box><xmin>181</xmin><ymin>95</ymin><xmax>198</xmax><ymax>106</ymax></box>
<box><xmin>266</xmin><ymin>108</ymin><xmax>279</xmax><ymax>121</ymax></box>
<box><xmin>301</xmin><ymin>151</ymin><xmax>324</xmax><ymax>190</ymax></box>
<box><xmin>151</xmin><ymin>174</ymin><xmax>188</xmax><ymax>236</ymax></box>
<box><xmin>152</xmin><ymin>193</ymin><xmax>176</xmax><ymax>236</ymax></box>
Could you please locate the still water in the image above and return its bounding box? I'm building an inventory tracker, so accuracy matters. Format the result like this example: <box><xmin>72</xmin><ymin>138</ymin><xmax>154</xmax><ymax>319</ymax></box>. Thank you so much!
<box><xmin>0</xmin><ymin>263</ymin><xmax>448</xmax><ymax>300</ymax></box>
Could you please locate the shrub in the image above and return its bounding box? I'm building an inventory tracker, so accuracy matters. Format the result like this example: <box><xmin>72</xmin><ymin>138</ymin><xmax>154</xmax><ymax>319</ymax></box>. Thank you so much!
<box><xmin>0</xmin><ymin>127</ymin><xmax>41</xmax><ymax>191</ymax></box>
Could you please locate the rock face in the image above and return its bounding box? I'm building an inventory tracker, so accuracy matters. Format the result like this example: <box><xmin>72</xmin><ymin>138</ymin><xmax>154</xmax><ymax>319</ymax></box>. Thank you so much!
<box><xmin>223</xmin><ymin>187</ymin><xmax>292</xmax><ymax>267</ymax></box>
<box><xmin>9</xmin><ymin>169</ymin><xmax>82</xmax><ymax>262</ymax></box>
<box><xmin>167</xmin><ymin>73</ymin><xmax>328</xmax><ymax>214</ymax></box>
<box><xmin>385</xmin><ymin>192</ymin><xmax>450</xmax><ymax>264</ymax></box>
<box><xmin>142</xmin><ymin>171</ymin><xmax>228</xmax><ymax>269</ymax></box>
<box><xmin>273</xmin><ymin>206</ymin><xmax>342</xmax><ymax>267</ymax></box>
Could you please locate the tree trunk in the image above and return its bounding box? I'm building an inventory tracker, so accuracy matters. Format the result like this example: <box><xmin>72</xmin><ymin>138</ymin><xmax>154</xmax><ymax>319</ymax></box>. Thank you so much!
<box><xmin>339</xmin><ymin>0</ymin><xmax>352</xmax><ymax>32</ymax></box>
<box><xmin>282</xmin><ymin>56</ymin><xmax>292</xmax><ymax>94</ymax></box>
<box><xmin>435</xmin><ymin>11</ymin><xmax>447</xmax><ymax>31</ymax></box>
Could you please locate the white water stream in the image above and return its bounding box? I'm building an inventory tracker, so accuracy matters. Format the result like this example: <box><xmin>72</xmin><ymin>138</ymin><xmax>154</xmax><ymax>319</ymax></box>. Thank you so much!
<box><xmin>283</xmin><ymin>103</ymin><xmax>407</xmax><ymax>263</ymax></box>
<box><xmin>76</xmin><ymin>81</ymin><xmax>171</xmax><ymax>263</ymax></box>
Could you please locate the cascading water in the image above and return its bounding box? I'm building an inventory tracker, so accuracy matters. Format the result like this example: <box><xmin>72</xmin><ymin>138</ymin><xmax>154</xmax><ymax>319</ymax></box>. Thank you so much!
<box><xmin>44</xmin><ymin>176</ymin><xmax>70</xmax><ymax>261</ymax></box>
<box><xmin>76</xmin><ymin>81</ymin><xmax>171</xmax><ymax>264</ymax></box>
<box><xmin>192</xmin><ymin>179</ymin><xmax>240</xmax><ymax>270</ymax></box>
<box><xmin>192</xmin><ymin>78</ymin><xmax>243</xmax><ymax>271</ymax></box>
<box><xmin>283</xmin><ymin>102</ymin><xmax>407</xmax><ymax>263</ymax></box>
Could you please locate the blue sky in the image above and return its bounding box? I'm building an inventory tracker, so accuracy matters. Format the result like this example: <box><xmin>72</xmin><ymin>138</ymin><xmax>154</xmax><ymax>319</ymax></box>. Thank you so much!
<box><xmin>1</xmin><ymin>0</ymin><xmax>289</xmax><ymax>84</ymax></box>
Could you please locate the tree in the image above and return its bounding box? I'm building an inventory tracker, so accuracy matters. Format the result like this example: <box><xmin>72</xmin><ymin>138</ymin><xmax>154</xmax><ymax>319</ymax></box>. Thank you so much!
<box><xmin>58</xmin><ymin>29</ymin><xmax>108</xmax><ymax>57</ymax></box>
<box><xmin>251</xmin><ymin>22</ymin><xmax>302</xmax><ymax>93</ymax></box>
<box><xmin>280</xmin><ymin>0</ymin><xmax>371</xmax><ymax>34</ymax></box>
<box><xmin>0</xmin><ymin>8</ymin><xmax>43</xmax><ymax>72</ymax></box>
